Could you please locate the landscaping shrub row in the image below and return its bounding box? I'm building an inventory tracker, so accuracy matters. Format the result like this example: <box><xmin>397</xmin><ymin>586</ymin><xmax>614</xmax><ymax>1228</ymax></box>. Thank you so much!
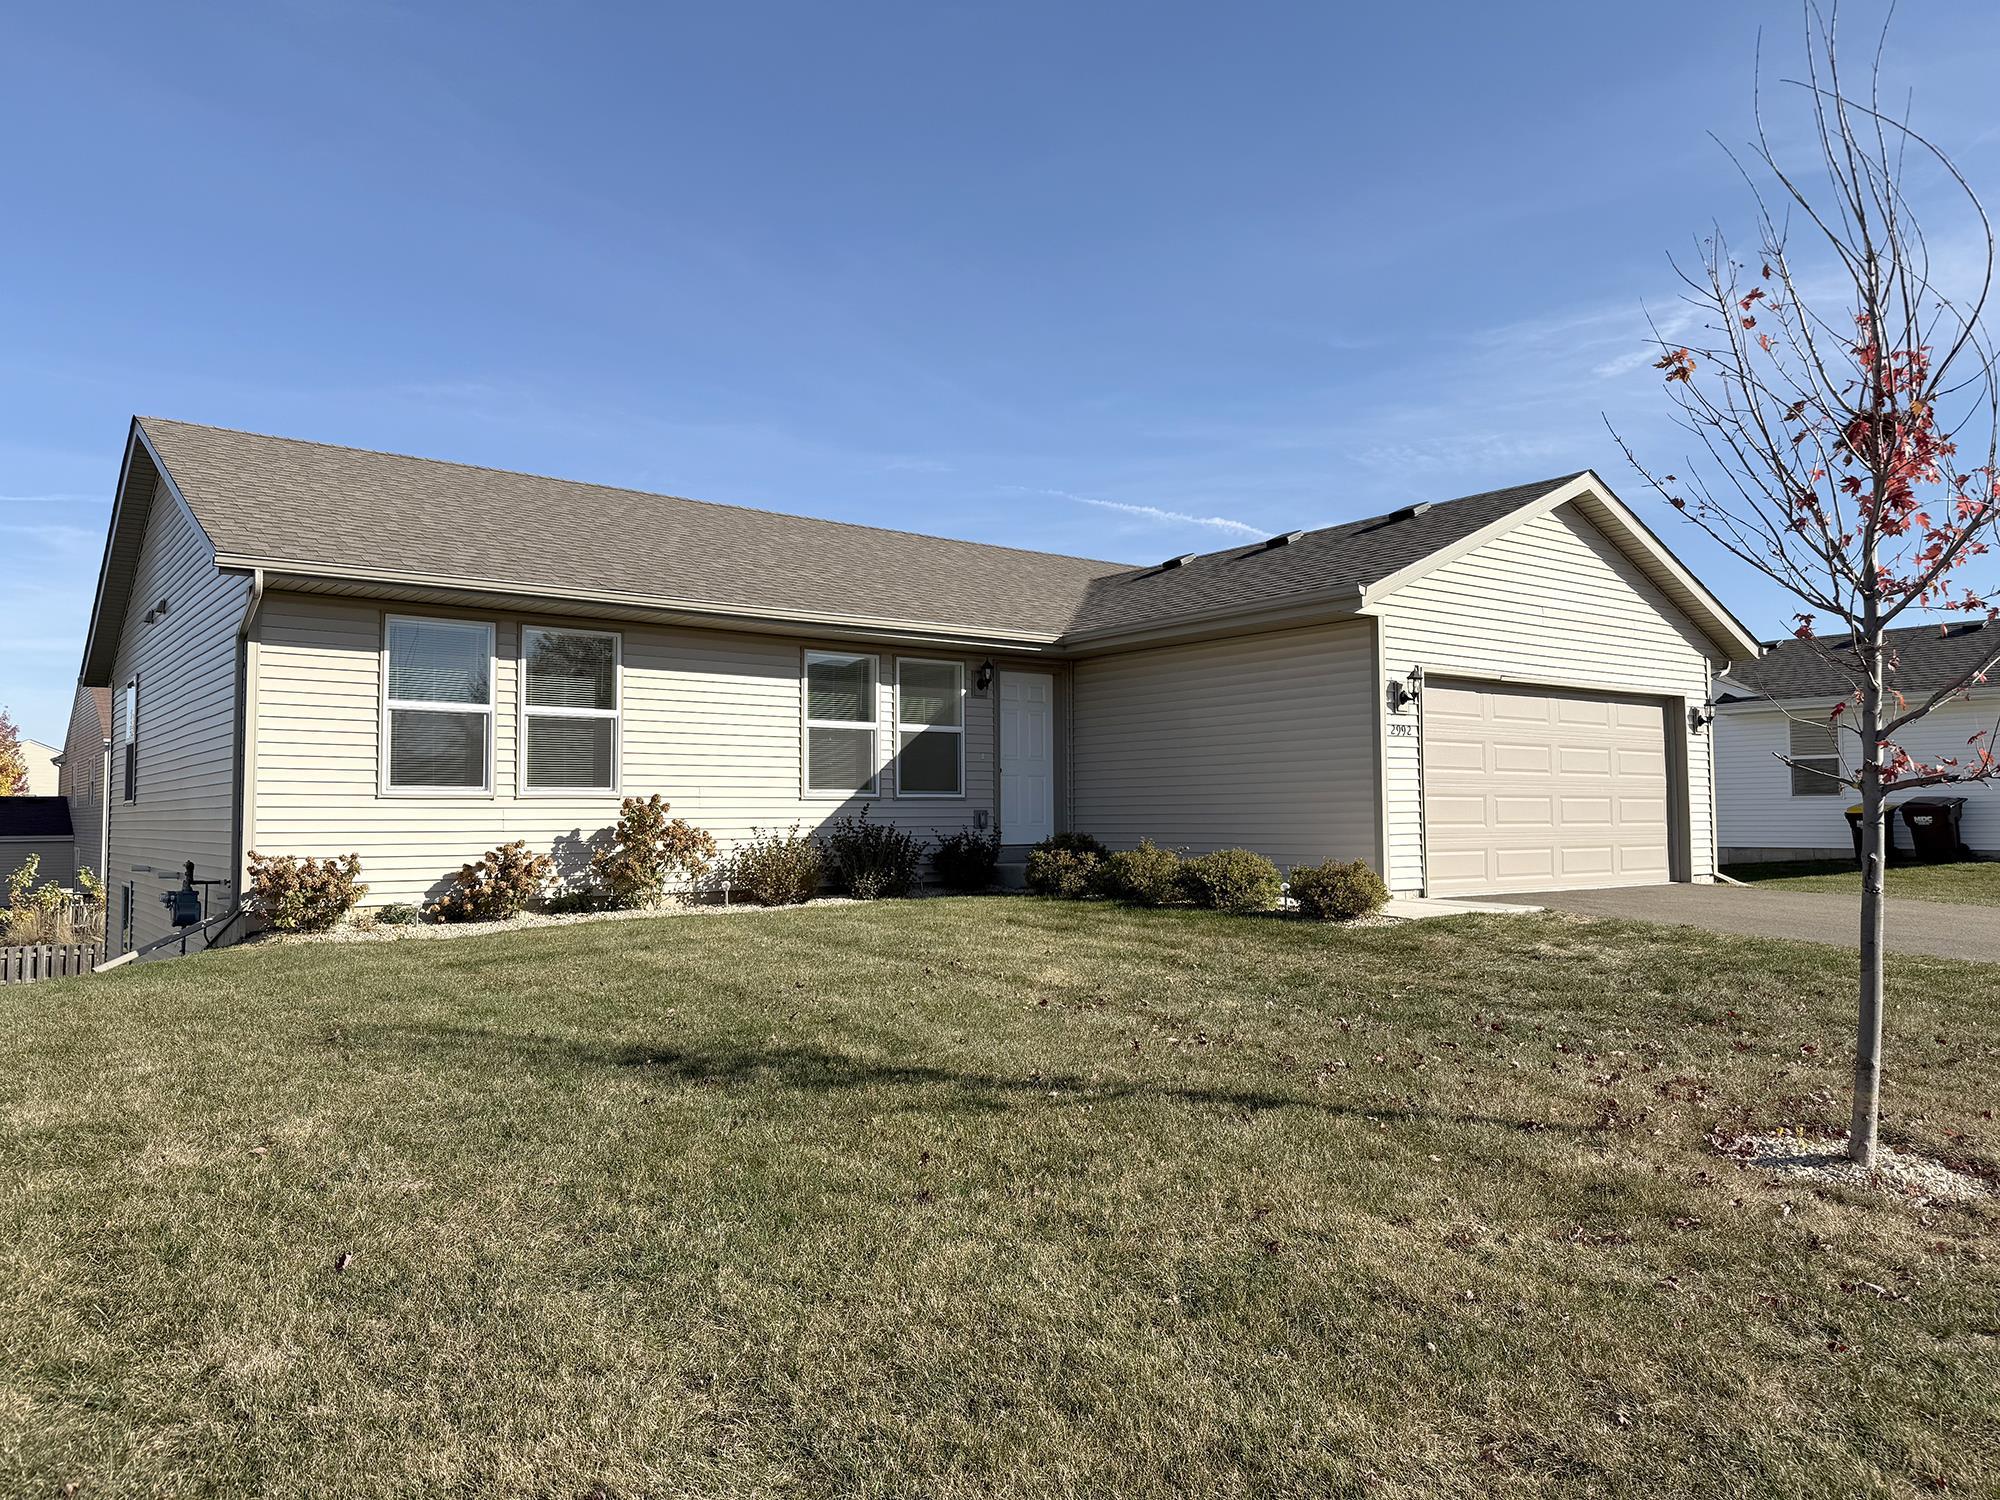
<box><xmin>247</xmin><ymin>802</ymin><xmax>1007</xmax><ymax>931</ymax></box>
<box><xmin>1024</xmin><ymin>833</ymin><xmax>1387</xmax><ymax>922</ymax></box>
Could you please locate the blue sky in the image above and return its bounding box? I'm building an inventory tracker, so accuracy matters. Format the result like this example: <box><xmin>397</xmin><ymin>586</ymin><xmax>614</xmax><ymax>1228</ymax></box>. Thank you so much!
<box><xmin>5</xmin><ymin>2</ymin><xmax>2000</xmax><ymax>744</ymax></box>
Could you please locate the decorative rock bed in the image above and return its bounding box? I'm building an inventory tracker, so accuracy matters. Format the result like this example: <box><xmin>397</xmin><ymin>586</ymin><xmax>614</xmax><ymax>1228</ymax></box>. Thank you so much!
<box><xmin>1711</xmin><ymin>1129</ymin><xmax>1993</xmax><ymax>1205</ymax></box>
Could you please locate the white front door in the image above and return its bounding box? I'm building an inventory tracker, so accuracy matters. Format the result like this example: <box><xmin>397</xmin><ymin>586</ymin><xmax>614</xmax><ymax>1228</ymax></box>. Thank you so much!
<box><xmin>999</xmin><ymin>671</ymin><xmax>1054</xmax><ymax>845</ymax></box>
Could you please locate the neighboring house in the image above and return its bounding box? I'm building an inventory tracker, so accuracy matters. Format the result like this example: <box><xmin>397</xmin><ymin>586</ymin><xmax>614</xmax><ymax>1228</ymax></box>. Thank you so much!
<box><xmin>54</xmin><ymin>684</ymin><xmax>113</xmax><ymax>882</ymax></box>
<box><xmin>17</xmin><ymin>739</ymin><xmax>59</xmax><ymax>796</ymax></box>
<box><xmin>0</xmin><ymin>796</ymin><xmax>76</xmax><ymax>891</ymax></box>
<box><xmin>1715</xmin><ymin>621</ymin><xmax>2000</xmax><ymax>863</ymax></box>
<box><xmin>77</xmin><ymin>417</ymin><xmax>1758</xmax><ymax>953</ymax></box>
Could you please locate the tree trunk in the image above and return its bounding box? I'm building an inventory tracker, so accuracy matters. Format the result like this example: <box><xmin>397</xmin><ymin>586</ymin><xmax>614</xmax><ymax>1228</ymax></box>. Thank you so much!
<box><xmin>1850</xmin><ymin>620</ymin><xmax>1886</xmax><ymax>1168</ymax></box>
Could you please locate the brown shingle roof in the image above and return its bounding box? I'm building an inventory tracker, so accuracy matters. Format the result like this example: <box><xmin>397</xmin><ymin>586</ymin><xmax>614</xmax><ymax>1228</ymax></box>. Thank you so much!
<box><xmin>135</xmin><ymin>418</ymin><xmax>1580</xmax><ymax>641</ymax></box>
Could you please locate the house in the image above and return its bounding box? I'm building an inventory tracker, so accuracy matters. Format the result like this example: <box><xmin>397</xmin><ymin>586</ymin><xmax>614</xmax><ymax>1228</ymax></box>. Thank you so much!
<box><xmin>53</xmin><ymin>685</ymin><xmax>113</xmax><ymax>882</ymax></box>
<box><xmin>77</xmin><ymin>417</ymin><xmax>1758</xmax><ymax>953</ymax></box>
<box><xmin>17</xmin><ymin>739</ymin><xmax>59</xmax><ymax>796</ymax></box>
<box><xmin>1715</xmin><ymin>621</ymin><xmax>2000</xmax><ymax>863</ymax></box>
<box><xmin>0</xmin><ymin>797</ymin><xmax>76</xmax><ymax>890</ymax></box>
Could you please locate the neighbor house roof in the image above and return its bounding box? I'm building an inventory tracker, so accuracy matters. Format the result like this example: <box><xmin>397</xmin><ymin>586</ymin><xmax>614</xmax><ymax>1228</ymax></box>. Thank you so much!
<box><xmin>1719</xmin><ymin>620</ymin><xmax>2000</xmax><ymax>702</ymax></box>
<box><xmin>0</xmin><ymin>797</ymin><xmax>73</xmax><ymax>839</ymax></box>
<box><xmin>81</xmin><ymin>417</ymin><xmax>1759</xmax><ymax>676</ymax></box>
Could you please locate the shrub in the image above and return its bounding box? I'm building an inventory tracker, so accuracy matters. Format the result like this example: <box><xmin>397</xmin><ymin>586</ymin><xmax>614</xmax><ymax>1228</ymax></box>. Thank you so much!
<box><xmin>376</xmin><ymin>903</ymin><xmax>422</xmax><ymax>926</ymax></box>
<box><xmin>5</xmin><ymin>853</ymin><xmax>40</xmax><ymax>909</ymax></box>
<box><xmin>819</xmin><ymin>807</ymin><xmax>926</xmax><ymax>900</ymax></box>
<box><xmin>932</xmin><ymin>827</ymin><xmax>1000</xmax><ymax>891</ymax></box>
<box><xmin>428</xmin><ymin>841</ymin><xmax>554</xmax><ymax>923</ymax></box>
<box><xmin>1179</xmin><ymin>848</ymin><xmax>1283</xmax><ymax>913</ymax></box>
<box><xmin>588</xmin><ymin>795</ymin><xmax>719</xmax><ymax>909</ymax></box>
<box><xmin>1025</xmin><ymin>846</ymin><xmax>1100</xmax><ymax>899</ymax></box>
<box><xmin>1038</xmin><ymin>831</ymin><xmax>1108</xmax><ymax>859</ymax></box>
<box><xmin>246</xmin><ymin>852</ymin><xmax>368</xmax><ymax>933</ymax></box>
<box><xmin>1096</xmin><ymin>840</ymin><xmax>1184</xmax><ymax>906</ymax></box>
<box><xmin>1288</xmin><ymin>858</ymin><xmax>1390</xmax><ymax>922</ymax></box>
<box><xmin>723</xmin><ymin>825</ymin><xmax>824</xmax><ymax>906</ymax></box>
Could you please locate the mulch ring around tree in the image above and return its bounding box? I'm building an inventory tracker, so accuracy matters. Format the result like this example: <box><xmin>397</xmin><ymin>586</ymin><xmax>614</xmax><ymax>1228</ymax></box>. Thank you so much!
<box><xmin>1710</xmin><ymin>1127</ymin><xmax>1995</xmax><ymax>1205</ymax></box>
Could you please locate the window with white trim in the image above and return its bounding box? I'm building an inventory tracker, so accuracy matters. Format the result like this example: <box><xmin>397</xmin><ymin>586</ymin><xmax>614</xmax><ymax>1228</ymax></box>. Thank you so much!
<box><xmin>1788</xmin><ymin>718</ymin><xmax>1843</xmax><ymax>796</ymax></box>
<box><xmin>521</xmin><ymin>626</ymin><xmax>620</xmax><ymax>793</ymax></box>
<box><xmin>895</xmin><ymin>658</ymin><xmax>964</xmax><ymax>797</ymax></box>
<box><xmin>804</xmin><ymin>651</ymin><xmax>880</xmax><ymax>796</ymax></box>
<box><xmin>383</xmin><ymin>616</ymin><xmax>494</xmax><ymax>793</ymax></box>
<box><xmin>122</xmin><ymin>678</ymin><xmax>138</xmax><ymax>802</ymax></box>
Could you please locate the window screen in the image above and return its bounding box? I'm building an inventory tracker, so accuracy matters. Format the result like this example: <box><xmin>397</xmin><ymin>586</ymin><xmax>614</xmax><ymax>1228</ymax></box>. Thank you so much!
<box><xmin>1788</xmin><ymin>718</ymin><xmax>1843</xmax><ymax>797</ymax></box>
<box><xmin>384</xmin><ymin>617</ymin><xmax>493</xmax><ymax>791</ymax></box>
<box><xmin>896</xmin><ymin>659</ymin><xmax>964</xmax><ymax>796</ymax></box>
<box><xmin>805</xmin><ymin>652</ymin><xmax>879</xmax><ymax>795</ymax></box>
<box><xmin>522</xmin><ymin>628</ymin><xmax>619</xmax><ymax>791</ymax></box>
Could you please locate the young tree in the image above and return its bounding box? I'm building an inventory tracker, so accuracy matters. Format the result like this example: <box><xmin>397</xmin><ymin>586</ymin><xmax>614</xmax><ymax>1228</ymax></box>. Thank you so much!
<box><xmin>1619</xmin><ymin>8</ymin><xmax>2000</xmax><ymax>1167</ymax></box>
<box><xmin>0</xmin><ymin>709</ymin><xmax>26</xmax><ymax>797</ymax></box>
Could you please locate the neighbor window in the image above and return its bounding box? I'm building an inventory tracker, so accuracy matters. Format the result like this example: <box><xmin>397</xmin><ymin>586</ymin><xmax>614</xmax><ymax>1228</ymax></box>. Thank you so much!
<box><xmin>895</xmin><ymin>658</ymin><xmax>965</xmax><ymax>797</ymax></box>
<box><xmin>1788</xmin><ymin>717</ymin><xmax>1843</xmax><ymax>796</ymax></box>
<box><xmin>520</xmin><ymin>626</ymin><xmax>620</xmax><ymax>793</ymax></box>
<box><xmin>804</xmin><ymin>651</ymin><xmax>879</xmax><ymax>796</ymax></box>
<box><xmin>382</xmin><ymin>616</ymin><xmax>494</xmax><ymax>793</ymax></box>
<box><xmin>122</xmin><ymin>678</ymin><xmax>138</xmax><ymax>802</ymax></box>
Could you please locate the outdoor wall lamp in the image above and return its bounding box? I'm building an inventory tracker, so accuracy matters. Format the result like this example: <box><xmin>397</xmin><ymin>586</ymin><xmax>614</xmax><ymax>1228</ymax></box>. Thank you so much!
<box><xmin>1387</xmin><ymin>665</ymin><xmax>1423</xmax><ymax>714</ymax></box>
<box><xmin>1689</xmin><ymin>702</ymin><xmax>1716</xmax><ymax>733</ymax></box>
<box><xmin>974</xmin><ymin>659</ymin><xmax>996</xmax><ymax>693</ymax></box>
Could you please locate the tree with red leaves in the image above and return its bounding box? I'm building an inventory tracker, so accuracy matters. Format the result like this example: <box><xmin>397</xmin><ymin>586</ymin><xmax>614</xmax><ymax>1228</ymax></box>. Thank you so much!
<box><xmin>1618</xmin><ymin>7</ymin><xmax>2000</xmax><ymax>1167</ymax></box>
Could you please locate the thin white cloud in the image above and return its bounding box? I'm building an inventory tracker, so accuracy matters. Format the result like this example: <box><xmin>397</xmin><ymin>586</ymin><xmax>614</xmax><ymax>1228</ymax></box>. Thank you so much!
<box><xmin>1015</xmin><ymin>486</ymin><xmax>1262</xmax><ymax>538</ymax></box>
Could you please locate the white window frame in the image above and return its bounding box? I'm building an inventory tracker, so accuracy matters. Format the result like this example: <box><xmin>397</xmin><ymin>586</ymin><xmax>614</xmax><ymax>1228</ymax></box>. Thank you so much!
<box><xmin>802</xmin><ymin>649</ymin><xmax>881</xmax><ymax>799</ymax></box>
<box><xmin>1787</xmin><ymin>717</ymin><xmax>1844</xmax><ymax>798</ymax></box>
<box><xmin>517</xmin><ymin>624</ymin><xmax>623</xmax><ymax>797</ymax></box>
<box><xmin>379</xmin><ymin>614</ymin><xmax>496</xmax><ymax>797</ymax></box>
<box><xmin>122</xmin><ymin>677</ymin><xmax>138</xmax><ymax>803</ymax></box>
<box><xmin>894</xmin><ymin>656</ymin><xmax>966</xmax><ymax>800</ymax></box>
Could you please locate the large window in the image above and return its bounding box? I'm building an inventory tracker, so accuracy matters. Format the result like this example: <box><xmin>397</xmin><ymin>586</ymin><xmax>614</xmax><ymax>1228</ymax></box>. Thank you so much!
<box><xmin>895</xmin><ymin>658</ymin><xmax>964</xmax><ymax>797</ymax></box>
<box><xmin>1788</xmin><ymin>717</ymin><xmax>1843</xmax><ymax>797</ymax></box>
<box><xmin>382</xmin><ymin>616</ymin><xmax>494</xmax><ymax>793</ymax></box>
<box><xmin>521</xmin><ymin>626</ymin><xmax>620</xmax><ymax>793</ymax></box>
<box><xmin>804</xmin><ymin>651</ymin><xmax>880</xmax><ymax>797</ymax></box>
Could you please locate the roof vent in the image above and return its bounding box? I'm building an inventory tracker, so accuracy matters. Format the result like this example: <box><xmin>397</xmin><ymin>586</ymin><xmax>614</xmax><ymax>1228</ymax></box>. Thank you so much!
<box><xmin>1393</xmin><ymin>502</ymin><xmax>1433</xmax><ymax>521</ymax></box>
<box><xmin>1158</xmin><ymin>553</ymin><xmax>1197</xmax><ymax>571</ymax></box>
<box><xmin>1263</xmin><ymin>530</ymin><xmax>1305</xmax><ymax>550</ymax></box>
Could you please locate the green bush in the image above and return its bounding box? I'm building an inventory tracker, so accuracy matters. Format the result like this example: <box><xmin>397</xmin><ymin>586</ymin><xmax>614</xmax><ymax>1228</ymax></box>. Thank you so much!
<box><xmin>724</xmin><ymin>825</ymin><xmax>824</xmax><ymax>906</ymax></box>
<box><xmin>1179</xmin><ymin>848</ymin><xmax>1283</xmax><ymax>913</ymax></box>
<box><xmin>428</xmin><ymin>841</ymin><xmax>555</xmax><ymax>923</ymax></box>
<box><xmin>375</xmin><ymin>903</ymin><xmax>422</xmax><ymax>926</ymax></box>
<box><xmin>1288</xmin><ymin>859</ymin><xmax>1389</xmax><ymax>922</ymax></box>
<box><xmin>246</xmin><ymin>852</ymin><xmax>369</xmax><ymax>933</ymax></box>
<box><xmin>1038</xmin><ymin>831</ymin><xmax>1108</xmax><ymax>859</ymax></box>
<box><xmin>589</xmin><ymin>795</ymin><xmax>718</xmax><ymax>909</ymax></box>
<box><xmin>819</xmin><ymin>807</ymin><xmax>927</xmax><ymax>899</ymax></box>
<box><xmin>932</xmin><ymin>828</ymin><xmax>1000</xmax><ymax>892</ymax></box>
<box><xmin>1096</xmin><ymin>840</ymin><xmax>1184</xmax><ymax>906</ymax></box>
<box><xmin>1025</xmin><ymin>847</ymin><xmax>1100</xmax><ymax>899</ymax></box>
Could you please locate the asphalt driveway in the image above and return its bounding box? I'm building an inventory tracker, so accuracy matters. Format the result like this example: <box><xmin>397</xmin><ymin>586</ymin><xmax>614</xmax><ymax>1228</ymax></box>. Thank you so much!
<box><xmin>1499</xmin><ymin>883</ymin><xmax>2000</xmax><ymax>964</ymax></box>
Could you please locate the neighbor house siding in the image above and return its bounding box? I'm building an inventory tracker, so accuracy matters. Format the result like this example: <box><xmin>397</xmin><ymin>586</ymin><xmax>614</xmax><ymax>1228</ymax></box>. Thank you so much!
<box><xmin>0</xmin><ymin>837</ymin><xmax>75</xmax><ymax>890</ymax></box>
<box><xmin>1715</xmin><ymin>694</ymin><xmax>2000</xmax><ymax>859</ymax></box>
<box><xmin>104</xmin><ymin>479</ymin><xmax>251</xmax><ymax>951</ymax></box>
<box><xmin>1068</xmin><ymin>621</ymin><xmax>1379</xmax><ymax>870</ymax></box>
<box><xmin>1375</xmin><ymin>503</ymin><xmax>1721</xmax><ymax>894</ymax></box>
<box><xmin>249</xmin><ymin>594</ymin><xmax>998</xmax><ymax>908</ymax></box>
<box><xmin>59</xmin><ymin>686</ymin><xmax>111</xmax><ymax>880</ymax></box>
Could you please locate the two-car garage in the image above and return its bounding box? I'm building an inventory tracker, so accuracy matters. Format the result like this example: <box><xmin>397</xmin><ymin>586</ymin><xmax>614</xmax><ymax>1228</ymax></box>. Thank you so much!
<box><xmin>1421</xmin><ymin>679</ymin><xmax>1675</xmax><ymax>896</ymax></box>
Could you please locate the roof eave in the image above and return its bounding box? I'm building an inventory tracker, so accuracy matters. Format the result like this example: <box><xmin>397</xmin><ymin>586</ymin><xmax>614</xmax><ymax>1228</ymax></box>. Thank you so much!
<box><xmin>226</xmin><ymin>558</ymin><xmax>1069</xmax><ymax>654</ymax></box>
<box><xmin>1052</xmin><ymin>585</ymin><xmax>1369</xmax><ymax>655</ymax></box>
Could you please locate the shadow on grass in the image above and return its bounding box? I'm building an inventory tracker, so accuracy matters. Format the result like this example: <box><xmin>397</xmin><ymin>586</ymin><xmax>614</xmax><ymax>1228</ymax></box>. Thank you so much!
<box><xmin>348</xmin><ymin>1023</ymin><xmax>1586</xmax><ymax>1136</ymax></box>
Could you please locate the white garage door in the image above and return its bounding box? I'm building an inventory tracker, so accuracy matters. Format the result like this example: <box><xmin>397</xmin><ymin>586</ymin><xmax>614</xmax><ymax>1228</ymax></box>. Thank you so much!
<box><xmin>1424</xmin><ymin>680</ymin><xmax>1672</xmax><ymax>895</ymax></box>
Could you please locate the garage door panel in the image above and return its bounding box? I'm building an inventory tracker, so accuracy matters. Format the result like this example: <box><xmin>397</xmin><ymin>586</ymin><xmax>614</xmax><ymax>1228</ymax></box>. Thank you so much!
<box><xmin>1425</xmin><ymin>680</ymin><xmax>1673</xmax><ymax>896</ymax></box>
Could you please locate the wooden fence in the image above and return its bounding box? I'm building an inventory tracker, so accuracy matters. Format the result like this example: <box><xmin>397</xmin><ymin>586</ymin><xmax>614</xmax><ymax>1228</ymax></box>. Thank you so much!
<box><xmin>0</xmin><ymin>942</ymin><xmax>107</xmax><ymax>984</ymax></box>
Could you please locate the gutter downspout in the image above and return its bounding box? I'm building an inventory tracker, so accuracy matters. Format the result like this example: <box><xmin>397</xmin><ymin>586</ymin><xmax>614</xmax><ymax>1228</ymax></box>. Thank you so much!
<box><xmin>98</xmin><ymin>735</ymin><xmax>111</xmax><ymax>883</ymax></box>
<box><xmin>230</xmin><ymin>569</ymin><xmax>266</xmax><ymax>911</ymax></box>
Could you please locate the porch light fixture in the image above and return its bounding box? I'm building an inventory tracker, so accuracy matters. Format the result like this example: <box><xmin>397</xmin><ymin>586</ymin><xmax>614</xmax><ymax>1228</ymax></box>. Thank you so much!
<box><xmin>974</xmin><ymin>659</ymin><xmax>996</xmax><ymax>693</ymax></box>
<box><xmin>1689</xmin><ymin>702</ymin><xmax>1716</xmax><ymax>733</ymax></box>
<box><xmin>1387</xmin><ymin>665</ymin><xmax>1423</xmax><ymax>714</ymax></box>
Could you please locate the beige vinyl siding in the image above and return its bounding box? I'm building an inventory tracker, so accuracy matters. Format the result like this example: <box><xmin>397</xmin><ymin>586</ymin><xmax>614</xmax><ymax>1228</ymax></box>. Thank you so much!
<box><xmin>1069</xmin><ymin>621</ymin><xmax>1379</xmax><ymax>870</ymax></box>
<box><xmin>250</xmin><ymin>595</ymin><xmax>996</xmax><ymax>907</ymax></box>
<box><xmin>1376</xmin><ymin>503</ymin><xmax>1720</xmax><ymax>894</ymax></box>
<box><xmin>105</xmin><ymin>479</ymin><xmax>251</xmax><ymax>950</ymax></box>
<box><xmin>1715</xmin><ymin>694</ymin><xmax>2000</xmax><ymax>858</ymax></box>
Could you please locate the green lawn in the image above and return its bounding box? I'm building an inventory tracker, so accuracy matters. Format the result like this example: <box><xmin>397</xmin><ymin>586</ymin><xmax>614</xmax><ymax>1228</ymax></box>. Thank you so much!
<box><xmin>2</xmin><ymin>901</ymin><xmax>1996</xmax><ymax>1499</ymax></box>
<box><xmin>1725</xmin><ymin>858</ymin><xmax>2000</xmax><ymax>906</ymax></box>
